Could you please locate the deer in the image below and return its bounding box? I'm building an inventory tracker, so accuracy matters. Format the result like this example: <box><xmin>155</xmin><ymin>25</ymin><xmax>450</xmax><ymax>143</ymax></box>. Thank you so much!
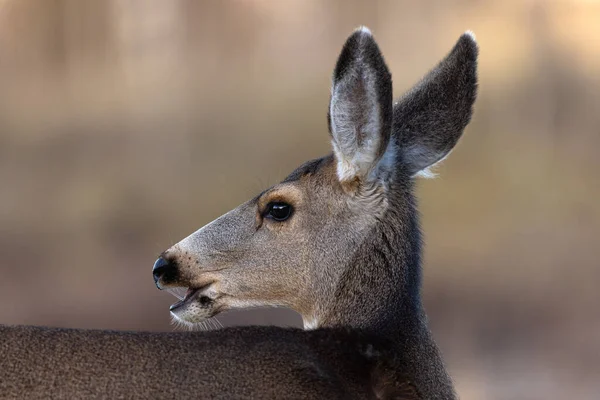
<box><xmin>0</xmin><ymin>27</ymin><xmax>477</xmax><ymax>399</ymax></box>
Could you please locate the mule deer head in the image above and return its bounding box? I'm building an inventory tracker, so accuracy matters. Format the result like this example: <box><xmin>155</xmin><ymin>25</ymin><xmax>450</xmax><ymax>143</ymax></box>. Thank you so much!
<box><xmin>153</xmin><ymin>27</ymin><xmax>478</xmax><ymax>333</ymax></box>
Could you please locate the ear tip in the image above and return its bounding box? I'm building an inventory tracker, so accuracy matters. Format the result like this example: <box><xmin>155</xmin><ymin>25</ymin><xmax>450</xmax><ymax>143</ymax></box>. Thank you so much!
<box><xmin>462</xmin><ymin>30</ymin><xmax>477</xmax><ymax>43</ymax></box>
<box><xmin>457</xmin><ymin>30</ymin><xmax>479</xmax><ymax>59</ymax></box>
<box><xmin>333</xmin><ymin>26</ymin><xmax>385</xmax><ymax>83</ymax></box>
<box><xmin>354</xmin><ymin>25</ymin><xmax>373</xmax><ymax>36</ymax></box>
<box><xmin>346</xmin><ymin>25</ymin><xmax>376</xmax><ymax>46</ymax></box>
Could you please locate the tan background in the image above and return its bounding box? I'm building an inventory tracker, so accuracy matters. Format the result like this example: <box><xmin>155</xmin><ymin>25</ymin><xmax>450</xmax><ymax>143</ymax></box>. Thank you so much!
<box><xmin>0</xmin><ymin>1</ymin><xmax>599</xmax><ymax>399</ymax></box>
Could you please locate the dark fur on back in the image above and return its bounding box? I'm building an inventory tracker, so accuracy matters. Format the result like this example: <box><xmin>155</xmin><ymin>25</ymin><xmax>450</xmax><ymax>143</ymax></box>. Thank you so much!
<box><xmin>1</xmin><ymin>324</ymin><xmax>419</xmax><ymax>400</ymax></box>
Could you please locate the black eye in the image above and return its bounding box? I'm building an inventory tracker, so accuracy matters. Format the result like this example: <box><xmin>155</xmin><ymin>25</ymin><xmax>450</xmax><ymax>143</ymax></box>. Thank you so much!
<box><xmin>266</xmin><ymin>202</ymin><xmax>293</xmax><ymax>222</ymax></box>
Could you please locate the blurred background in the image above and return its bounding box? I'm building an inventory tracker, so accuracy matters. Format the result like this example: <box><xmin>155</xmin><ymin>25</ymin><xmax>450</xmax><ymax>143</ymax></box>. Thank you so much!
<box><xmin>0</xmin><ymin>0</ymin><xmax>598</xmax><ymax>398</ymax></box>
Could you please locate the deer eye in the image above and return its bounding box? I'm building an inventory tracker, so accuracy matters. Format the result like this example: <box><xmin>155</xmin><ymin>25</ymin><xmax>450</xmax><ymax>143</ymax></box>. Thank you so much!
<box><xmin>266</xmin><ymin>202</ymin><xmax>293</xmax><ymax>222</ymax></box>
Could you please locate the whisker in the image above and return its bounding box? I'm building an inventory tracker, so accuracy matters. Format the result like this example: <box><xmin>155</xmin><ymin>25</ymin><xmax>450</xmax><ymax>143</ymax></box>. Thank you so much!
<box><xmin>165</xmin><ymin>287</ymin><xmax>187</xmax><ymax>300</ymax></box>
<box><xmin>170</xmin><ymin>313</ymin><xmax>224</xmax><ymax>332</ymax></box>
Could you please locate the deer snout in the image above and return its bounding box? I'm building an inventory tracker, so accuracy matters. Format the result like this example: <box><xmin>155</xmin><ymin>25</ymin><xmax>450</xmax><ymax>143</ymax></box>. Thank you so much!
<box><xmin>153</xmin><ymin>256</ymin><xmax>179</xmax><ymax>289</ymax></box>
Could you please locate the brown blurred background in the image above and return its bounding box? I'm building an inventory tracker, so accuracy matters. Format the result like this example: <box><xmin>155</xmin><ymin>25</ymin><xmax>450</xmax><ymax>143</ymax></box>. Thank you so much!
<box><xmin>0</xmin><ymin>0</ymin><xmax>598</xmax><ymax>399</ymax></box>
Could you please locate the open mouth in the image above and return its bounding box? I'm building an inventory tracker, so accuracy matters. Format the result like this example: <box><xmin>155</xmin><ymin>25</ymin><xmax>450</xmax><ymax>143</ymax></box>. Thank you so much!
<box><xmin>166</xmin><ymin>286</ymin><xmax>213</xmax><ymax>311</ymax></box>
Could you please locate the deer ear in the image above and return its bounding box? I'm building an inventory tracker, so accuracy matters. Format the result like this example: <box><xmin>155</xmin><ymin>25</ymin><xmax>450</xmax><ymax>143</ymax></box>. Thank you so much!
<box><xmin>328</xmin><ymin>27</ymin><xmax>394</xmax><ymax>185</ymax></box>
<box><xmin>394</xmin><ymin>32</ymin><xmax>478</xmax><ymax>178</ymax></box>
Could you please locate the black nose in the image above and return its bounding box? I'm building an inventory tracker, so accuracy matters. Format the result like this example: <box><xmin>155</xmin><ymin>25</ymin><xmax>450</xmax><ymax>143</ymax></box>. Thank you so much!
<box><xmin>153</xmin><ymin>256</ymin><xmax>177</xmax><ymax>289</ymax></box>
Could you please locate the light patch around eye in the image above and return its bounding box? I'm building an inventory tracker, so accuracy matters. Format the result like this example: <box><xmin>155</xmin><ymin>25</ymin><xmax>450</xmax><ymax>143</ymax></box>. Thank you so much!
<box><xmin>257</xmin><ymin>184</ymin><xmax>303</xmax><ymax>214</ymax></box>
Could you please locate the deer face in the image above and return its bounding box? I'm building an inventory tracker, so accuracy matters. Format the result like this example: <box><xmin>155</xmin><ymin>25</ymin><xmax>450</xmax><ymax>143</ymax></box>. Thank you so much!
<box><xmin>154</xmin><ymin>154</ymin><xmax>384</xmax><ymax>327</ymax></box>
<box><xmin>152</xmin><ymin>27</ymin><xmax>478</xmax><ymax>328</ymax></box>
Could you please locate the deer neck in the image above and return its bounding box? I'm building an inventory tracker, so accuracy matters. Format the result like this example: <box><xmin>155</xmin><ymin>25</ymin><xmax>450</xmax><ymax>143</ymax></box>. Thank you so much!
<box><xmin>306</xmin><ymin>183</ymin><xmax>425</xmax><ymax>338</ymax></box>
<box><xmin>303</xmin><ymin>184</ymin><xmax>455</xmax><ymax>397</ymax></box>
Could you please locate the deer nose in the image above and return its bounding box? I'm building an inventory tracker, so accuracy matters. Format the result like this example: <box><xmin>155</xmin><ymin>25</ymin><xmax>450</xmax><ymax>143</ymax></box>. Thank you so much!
<box><xmin>153</xmin><ymin>256</ymin><xmax>177</xmax><ymax>289</ymax></box>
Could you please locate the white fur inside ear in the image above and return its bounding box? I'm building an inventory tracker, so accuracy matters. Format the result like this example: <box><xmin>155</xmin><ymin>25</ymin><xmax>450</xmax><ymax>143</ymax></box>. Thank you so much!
<box><xmin>330</xmin><ymin>69</ymin><xmax>383</xmax><ymax>183</ymax></box>
<box><xmin>333</xmin><ymin>142</ymin><xmax>361</xmax><ymax>182</ymax></box>
<box><xmin>332</xmin><ymin>138</ymin><xmax>382</xmax><ymax>182</ymax></box>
